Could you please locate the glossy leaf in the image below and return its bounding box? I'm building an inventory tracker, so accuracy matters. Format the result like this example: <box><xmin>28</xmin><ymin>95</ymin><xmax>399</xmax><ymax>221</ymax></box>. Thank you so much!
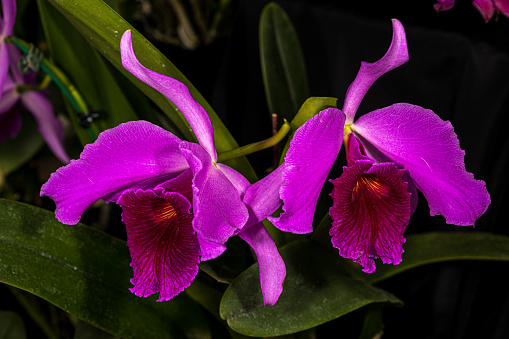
<box><xmin>0</xmin><ymin>112</ymin><xmax>43</xmax><ymax>176</ymax></box>
<box><xmin>37</xmin><ymin>0</ymin><xmax>140</xmax><ymax>145</ymax></box>
<box><xmin>219</xmin><ymin>239</ymin><xmax>402</xmax><ymax>337</ymax></box>
<box><xmin>0</xmin><ymin>311</ymin><xmax>26</xmax><ymax>339</ymax></box>
<box><xmin>260</xmin><ymin>2</ymin><xmax>309</xmax><ymax>121</ymax></box>
<box><xmin>45</xmin><ymin>0</ymin><xmax>256</xmax><ymax>181</ymax></box>
<box><xmin>362</xmin><ymin>231</ymin><xmax>509</xmax><ymax>284</ymax></box>
<box><xmin>0</xmin><ymin>199</ymin><xmax>210</xmax><ymax>339</ymax></box>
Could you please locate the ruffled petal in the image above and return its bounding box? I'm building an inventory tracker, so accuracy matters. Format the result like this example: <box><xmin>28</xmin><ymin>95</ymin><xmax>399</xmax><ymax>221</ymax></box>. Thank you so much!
<box><xmin>342</xmin><ymin>19</ymin><xmax>409</xmax><ymax>124</ymax></box>
<box><xmin>243</xmin><ymin>163</ymin><xmax>284</xmax><ymax>228</ymax></box>
<box><xmin>352</xmin><ymin>103</ymin><xmax>490</xmax><ymax>226</ymax></box>
<box><xmin>179</xmin><ymin>141</ymin><xmax>249</xmax><ymax>243</ymax></box>
<box><xmin>238</xmin><ymin>222</ymin><xmax>286</xmax><ymax>306</ymax></box>
<box><xmin>120</xmin><ymin>30</ymin><xmax>216</xmax><ymax>161</ymax></box>
<box><xmin>433</xmin><ymin>0</ymin><xmax>455</xmax><ymax>12</ymax></box>
<box><xmin>21</xmin><ymin>91</ymin><xmax>69</xmax><ymax>164</ymax></box>
<box><xmin>269</xmin><ymin>108</ymin><xmax>345</xmax><ymax>234</ymax></box>
<box><xmin>329</xmin><ymin>160</ymin><xmax>410</xmax><ymax>273</ymax></box>
<box><xmin>41</xmin><ymin>121</ymin><xmax>189</xmax><ymax>225</ymax></box>
<box><xmin>118</xmin><ymin>186</ymin><xmax>199</xmax><ymax>301</ymax></box>
<box><xmin>473</xmin><ymin>0</ymin><xmax>495</xmax><ymax>22</ymax></box>
<box><xmin>0</xmin><ymin>0</ymin><xmax>16</xmax><ymax>36</ymax></box>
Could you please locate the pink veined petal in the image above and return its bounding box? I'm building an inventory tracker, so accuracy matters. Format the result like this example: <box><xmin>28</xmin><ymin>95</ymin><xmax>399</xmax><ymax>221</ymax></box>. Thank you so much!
<box><xmin>352</xmin><ymin>103</ymin><xmax>491</xmax><ymax>226</ymax></box>
<box><xmin>434</xmin><ymin>0</ymin><xmax>455</xmax><ymax>12</ymax></box>
<box><xmin>473</xmin><ymin>0</ymin><xmax>496</xmax><ymax>22</ymax></box>
<box><xmin>344</xmin><ymin>133</ymin><xmax>372</xmax><ymax>167</ymax></box>
<box><xmin>493</xmin><ymin>0</ymin><xmax>509</xmax><ymax>17</ymax></box>
<box><xmin>120</xmin><ymin>30</ymin><xmax>217</xmax><ymax>161</ymax></box>
<box><xmin>243</xmin><ymin>163</ymin><xmax>285</xmax><ymax>228</ymax></box>
<box><xmin>21</xmin><ymin>91</ymin><xmax>69</xmax><ymax>164</ymax></box>
<box><xmin>0</xmin><ymin>0</ymin><xmax>16</xmax><ymax>37</ymax></box>
<box><xmin>238</xmin><ymin>222</ymin><xmax>286</xmax><ymax>306</ymax></box>
<box><xmin>41</xmin><ymin>121</ymin><xmax>189</xmax><ymax>225</ymax></box>
<box><xmin>179</xmin><ymin>141</ymin><xmax>249</xmax><ymax>244</ymax></box>
<box><xmin>269</xmin><ymin>108</ymin><xmax>345</xmax><ymax>234</ymax></box>
<box><xmin>342</xmin><ymin>19</ymin><xmax>409</xmax><ymax>124</ymax></box>
<box><xmin>329</xmin><ymin>160</ymin><xmax>410</xmax><ymax>273</ymax></box>
<box><xmin>155</xmin><ymin>168</ymin><xmax>194</xmax><ymax>203</ymax></box>
<box><xmin>118</xmin><ymin>187</ymin><xmax>200</xmax><ymax>302</ymax></box>
<box><xmin>217</xmin><ymin>163</ymin><xmax>250</xmax><ymax>196</ymax></box>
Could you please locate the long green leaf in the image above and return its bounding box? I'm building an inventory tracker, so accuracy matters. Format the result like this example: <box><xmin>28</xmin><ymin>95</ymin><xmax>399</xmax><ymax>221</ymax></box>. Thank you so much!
<box><xmin>45</xmin><ymin>0</ymin><xmax>256</xmax><ymax>181</ymax></box>
<box><xmin>362</xmin><ymin>231</ymin><xmax>509</xmax><ymax>284</ymax></box>
<box><xmin>0</xmin><ymin>199</ymin><xmax>210</xmax><ymax>339</ymax></box>
<box><xmin>260</xmin><ymin>2</ymin><xmax>309</xmax><ymax>121</ymax></box>
<box><xmin>219</xmin><ymin>240</ymin><xmax>402</xmax><ymax>337</ymax></box>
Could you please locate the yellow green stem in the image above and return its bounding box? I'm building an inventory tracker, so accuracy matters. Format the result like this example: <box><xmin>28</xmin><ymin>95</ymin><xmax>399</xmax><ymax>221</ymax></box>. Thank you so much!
<box><xmin>217</xmin><ymin>120</ymin><xmax>291</xmax><ymax>163</ymax></box>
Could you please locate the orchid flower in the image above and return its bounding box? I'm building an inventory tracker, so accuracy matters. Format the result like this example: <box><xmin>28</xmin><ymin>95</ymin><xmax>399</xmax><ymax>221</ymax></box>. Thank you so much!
<box><xmin>0</xmin><ymin>45</ymin><xmax>69</xmax><ymax>164</ymax></box>
<box><xmin>270</xmin><ymin>19</ymin><xmax>490</xmax><ymax>273</ymax></box>
<box><xmin>1</xmin><ymin>0</ymin><xmax>16</xmax><ymax>99</ymax></box>
<box><xmin>434</xmin><ymin>0</ymin><xmax>509</xmax><ymax>23</ymax></box>
<box><xmin>41</xmin><ymin>30</ymin><xmax>286</xmax><ymax>305</ymax></box>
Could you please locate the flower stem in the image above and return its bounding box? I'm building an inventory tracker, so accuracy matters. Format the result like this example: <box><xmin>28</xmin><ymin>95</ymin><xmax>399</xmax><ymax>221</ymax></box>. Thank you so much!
<box><xmin>217</xmin><ymin>120</ymin><xmax>291</xmax><ymax>163</ymax></box>
<box><xmin>7</xmin><ymin>36</ymin><xmax>96</xmax><ymax>140</ymax></box>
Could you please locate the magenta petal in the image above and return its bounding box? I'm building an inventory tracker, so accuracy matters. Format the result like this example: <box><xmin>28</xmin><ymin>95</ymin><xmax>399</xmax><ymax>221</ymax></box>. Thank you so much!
<box><xmin>434</xmin><ymin>0</ymin><xmax>455</xmax><ymax>12</ymax></box>
<box><xmin>352</xmin><ymin>103</ymin><xmax>490</xmax><ymax>226</ymax></box>
<box><xmin>494</xmin><ymin>0</ymin><xmax>509</xmax><ymax>17</ymax></box>
<box><xmin>197</xmin><ymin>234</ymin><xmax>227</xmax><ymax>261</ymax></box>
<box><xmin>238</xmin><ymin>222</ymin><xmax>286</xmax><ymax>306</ymax></box>
<box><xmin>180</xmin><ymin>141</ymin><xmax>248</xmax><ymax>243</ymax></box>
<box><xmin>243</xmin><ymin>163</ymin><xmax>284</xmax><ymax>228</ymax></box>
<box><xmin>342</xmin><ymin>19</ymin><xmax>409</xmax><ymax>124</ymax></box>
<box><xmin>21</xmin><ymin>91</ymin><xmax>69</xmax><ymax>164</ymax></box>
<box><xmin>473</xmin><ymin>0</ymin><xmax>496</xmax><ymax>22</ymax></box>
<box><xmin>41</xmin><ymin>121</ymin><xmax>189</xmax><ymax>225</ymax></box>
<box><xmin>120</xmin><ymin>30</ymin><xmax>216</xmax><ymax>161</ymax></box>
<box><xmin>0</xmin><ymin>42</ymin><xmax>9</xmax><ymax>101</ymax></box>
<box><xmin>1</xmin><ymin>0</ymin><xmax>16</xmax><ymax>36</ymax></box>
<box><xmin>118</xmin><ymin>187</ymin><xmax>199</xmax><ymax>301</ymax></box>
<box><xmin>329</xmin><ymin>160</ymin><xmax>410</xmax><ymax>273</ymax></box>
<box><xmin>269</xmin><ymin>108</ymin><xmax>345</xmax><ymax>234</ymax></box>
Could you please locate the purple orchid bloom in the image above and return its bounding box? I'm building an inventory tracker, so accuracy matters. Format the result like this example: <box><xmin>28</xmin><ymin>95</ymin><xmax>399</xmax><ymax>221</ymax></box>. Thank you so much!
<box><xmin>270</xmin><ymin>19</ymin><xmax>490</xmax><ymax>273</ymax></box>
<box><xmin>435</xmin><ymin>0</ymin><xmax>509</xmax><ymax>23</ymax></box>
<box><xmin>41</xmin><ymin>30</ymin><xmax>286</xmax><ymax>305</ymax></box>
<box><xmin>1</xmin><ymin>46</ymin><xmax>69</xmax><ymax>163</ymax></box>
<box><xmin>1</xmin><ymin>0</ymin><xmax>16</xmax><ymax>100</ymax></box>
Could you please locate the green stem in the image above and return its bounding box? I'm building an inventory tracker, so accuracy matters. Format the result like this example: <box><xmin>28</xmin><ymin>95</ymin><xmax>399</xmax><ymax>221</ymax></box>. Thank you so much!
<box><xmin>217</xmin><ymin>120</ymin><xmax>291</xmax><ymax>163</ymax></box>
<box><xmin>7</xmin><ymin>36</ymin><xmax>96</xmax><ymax>140</ymax></box>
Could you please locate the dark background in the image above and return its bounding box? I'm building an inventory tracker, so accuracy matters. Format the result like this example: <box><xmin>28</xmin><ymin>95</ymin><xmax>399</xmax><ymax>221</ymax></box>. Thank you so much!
<box><xmin>165</xmin><ymin>1</ymin><xmax>509</xmax><ymax>338</ymax></box>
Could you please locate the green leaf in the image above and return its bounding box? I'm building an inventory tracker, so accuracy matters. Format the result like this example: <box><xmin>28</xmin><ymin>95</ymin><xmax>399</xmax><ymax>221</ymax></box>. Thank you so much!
<box><xmin>219</xmin><ymin>240</ymin><xmax>402</xmax><ymax>337</ymax></box>
<box><xmin>0</xmin><ymin>199</ymin><xmax>210</xmax><ymax>339</ymax></box>
<box><xmin>37</xmin><ymin>0</ymin><xmax>140</xmax><ymax>145</ymax></box>
<box><xmin>0</xmin><ymin>311</ymin><xmax>27</xmax><ymax>339</ymax></box>
<box><xmin>45</xmin><ymin>0</ymin><xmax>257</xmax><ymax>182</ymax></box>
<box><xmin>74</xmin><ymin>320</ymin><xmax>116</xmax><ymax>339</ymax></box>
<box><xmin>280</xmin><ymin>97</ymin><xmax>338</xmax><ymax>162</ymax></box>
<box><xmin>362</xmin><ymin>231</ymin><xmax>509</xmax><ymax>284</ymax></box>
<box><xmin>260</xmin><ymin>2</ymin><xmax>309</xmax><ymax>121</ymax></box>
<box><xmin>358</xmin><ymin>305</ymin><xmax>384</xmax><ymax>339</ymax></box>
<box><xmin>0</xmin><ymin>112</ymin><xmax>43</xmax><ymax>176</ymax></box>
